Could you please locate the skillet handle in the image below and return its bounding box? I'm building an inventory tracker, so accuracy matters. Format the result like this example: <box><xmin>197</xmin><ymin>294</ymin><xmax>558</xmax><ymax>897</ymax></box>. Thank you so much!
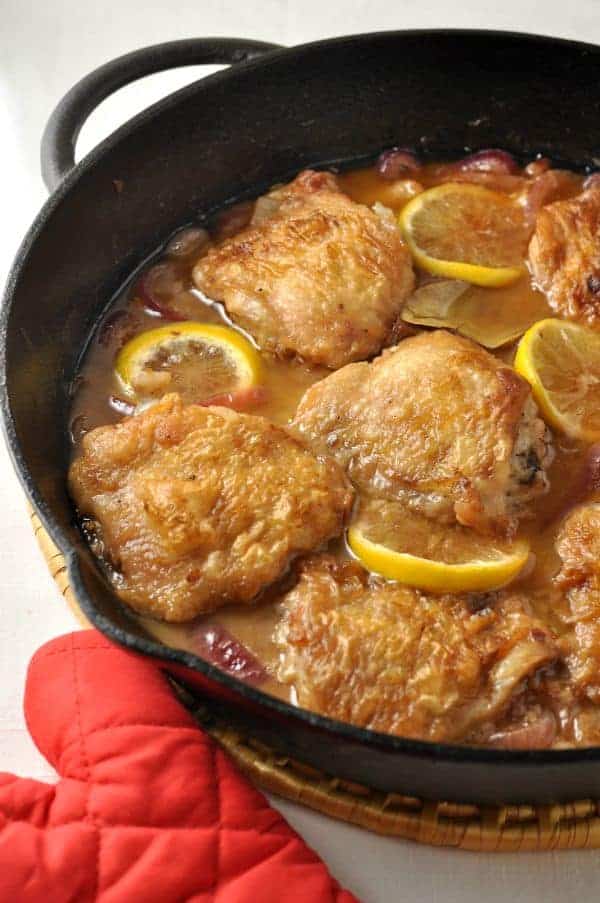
<box><xmin>40</xmin><ymin>37</ymin><xmax>282</xmax><ymax>192</ymax></box>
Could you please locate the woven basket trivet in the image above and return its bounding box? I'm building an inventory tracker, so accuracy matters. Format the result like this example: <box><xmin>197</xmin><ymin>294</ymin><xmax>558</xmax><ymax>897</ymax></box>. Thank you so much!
<box><xmin>30</xmin><ymin>507</ymin><xmax>600</xmax><ymax>851</ymax></box>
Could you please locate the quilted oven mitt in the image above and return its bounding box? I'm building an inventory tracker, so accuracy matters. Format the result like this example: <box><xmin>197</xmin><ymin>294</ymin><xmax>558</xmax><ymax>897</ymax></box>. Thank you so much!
<box><xmin>0</xmin><ymin>631</ymin><xmax>358</xmax><ymax>902</ymax></box>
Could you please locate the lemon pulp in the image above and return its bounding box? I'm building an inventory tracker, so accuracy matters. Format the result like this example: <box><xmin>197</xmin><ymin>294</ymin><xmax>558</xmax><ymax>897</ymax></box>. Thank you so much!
<box><xmin>515</xmin><ymin>318</ymin><xmax>600</xmax><ymax>441</ymax></box>
<box><xmin>399</xmin><ymin>183</ymin><xmax>526</xmax><ymax>287</ymax></box>
<box><xmin>348</xmin><ymin>505</ymin><xmax>530</xmax><ymax>594</ymax></box>
<box><xmin>115</xmin><ymin>322</ymin><xmax>262</xmax><ymax>403</ymax></box>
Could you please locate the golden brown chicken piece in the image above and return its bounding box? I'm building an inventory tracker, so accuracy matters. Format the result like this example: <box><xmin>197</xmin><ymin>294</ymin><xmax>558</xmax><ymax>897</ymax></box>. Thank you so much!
<box><xmin>275</xmin><ymin>556</ymin><xmax>559</xmax><ymax>742</ymax></box>
<box><xmin>68</xmin><ymin>394</ymin><xmax>353</xmax><ymax>622</ymax></box>
<box><xmin>555</xmin><ymin>502</ymin><xmax>600</xmax><ymax>700</ymax></box>
<box><xmin>528</xmin><ymin>186</ymin><xmax>600</xmax><ymax>327</ymax></box>
<box><xmin>193</xmin><ymin>170</ymin><xmax>415</xmax><ymax>369</ymax></box>
<box><xmin>293</xmin><ymin>330</ymin><xmax>553</xmax><ymax>534</ymax></box>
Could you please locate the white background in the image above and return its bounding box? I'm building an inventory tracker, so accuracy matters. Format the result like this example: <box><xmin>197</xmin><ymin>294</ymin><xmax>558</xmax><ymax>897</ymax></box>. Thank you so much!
<box><xmin>2</xmin><ymin>2</ymin><xmax>600</xmax><ymax>900</ymax></box>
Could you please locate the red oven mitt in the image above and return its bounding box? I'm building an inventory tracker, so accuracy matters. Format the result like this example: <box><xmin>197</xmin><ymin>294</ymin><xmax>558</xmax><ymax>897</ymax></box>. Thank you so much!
<box><xmin>0</xmin><ymin>631</ymin><xmax>358</xmax><ymax>902</ymax></box>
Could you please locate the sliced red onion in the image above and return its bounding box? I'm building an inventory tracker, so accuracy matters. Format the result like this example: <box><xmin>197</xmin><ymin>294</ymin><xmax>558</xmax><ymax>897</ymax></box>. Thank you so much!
<box><xmin>193</xmin><ymin>625</ymin><xmax>267</xmax><ymax>684</ymax></box>
<box><xmin>109</xmin><ymin>395</ymin><xmax>136</xmax><ymax>417</ymax></box>
<box><xmin>142</xmin><ymin>299</ymin><xmax>188</xmax><ymax>322</ymax></box>
<box><xmin>488</xmin><ymin>711</ymin><xmax>556</xmax><ymax>749</ymax></box>
<box><xmin>98</xmin><ymin>309</ymin><xmax>140</xmax><ymax>349</ymax></box>
<box><xmin>430</xmin><ymin>155</ymin><xmax>523</xmax><ymax>192</ymax></box>
<box><xmin>166</xmin><ymin>227</ymin><xmax>210</xmax><ymax>259</ymax></box>
<box><xmin>450</xmin><ymin>170</ymin><xmax>525</xmax><ymax>192</ymax></box>
<box><xmin>196</xmin><ymin>385</ymin><xmax>269</xmax><ymax>411</ymax></box>
<box><xmin>524</xmin><ymin>157</ymin><xmax>552</xmax><ymax>177</ymax></box>
<box><xmin>458</xmin><ymin>149</ymin><xmax>519</xmax><ymax>174</ymax></box>
<box><xmin>214</xmin><ymin>201</ymin><xmax>255</xmax><ymax>240</ymax></box>
<box><xmin>584</xmin><ymin>172</ymin><xmax>600</xmax><ymax>191</ymax></box>
<box><xmin>520</xmin><ymin>169</ymin><xmax>579</xmax><ymax>229</ymax></box>
<box><xmin>376</xmin><ymin>148</ymin><xmax>419</xmax><ymax>180</ymax></box>
<box><xmin>133</xmin><ymin>264</ymin><xmax>188</xmax><ymax>321</ymax></box>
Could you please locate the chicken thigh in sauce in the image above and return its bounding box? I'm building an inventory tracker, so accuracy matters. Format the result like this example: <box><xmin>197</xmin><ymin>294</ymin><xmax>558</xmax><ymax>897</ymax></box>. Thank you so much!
<box><xmin>276</xmin><ymin>555</ymin><xmax>558</xmax><ymax>743</ymax></box>
<box><xmin>193</xmin><ymin>170</ymin><xmax>415</xmax><ymax>369</ymax></box>
<box><xmin>69</xmin><ymin>394</ymin><xmax>353</xmax><ymax>621</ymax></box>
<box><xmin>529</xmin><ymin>184</ymin><xmax>600</xmax><ymax>326</ymax></box>
<box><xmin>555</xmin><ymin>502</ymin><xmax>600</xmax><ymax>700</ymax></box>
<box><xmin>67</xmin><ymin>150</ymin><xmax>600</xmax><ymax>749</ymax></box>
<box><xmin>293</xmin><ymin>330</ymin><xmax>553</xmax><ymax>534</ymax></box>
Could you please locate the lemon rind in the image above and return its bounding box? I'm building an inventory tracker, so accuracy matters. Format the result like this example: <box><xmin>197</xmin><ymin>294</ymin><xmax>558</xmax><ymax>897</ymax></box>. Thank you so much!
<box><xmin>399</xmin><ymin>184</ymin><xmax>525</xmax><ymax>288</ymax></box>
<box><xmin>347</xmin><ymin>525</ymin><xmax>530</xmax><ymax>593</ymax></box>
<box><xmin>514</xmin><ymin>318</ymin><xmax>600</xmax><ymax>442</ymax></box>
<box><xmin>115</xmin><ymin>321</ymin><xmax>262</xmax><ymax>399</ymax></box>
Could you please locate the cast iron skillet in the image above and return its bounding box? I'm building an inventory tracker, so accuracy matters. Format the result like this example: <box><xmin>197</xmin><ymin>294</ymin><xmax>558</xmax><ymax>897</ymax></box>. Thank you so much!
<box><xmin>3</xmin><ymin>30</ymin><xmax>600</xmax><ymax>806</ymax></box>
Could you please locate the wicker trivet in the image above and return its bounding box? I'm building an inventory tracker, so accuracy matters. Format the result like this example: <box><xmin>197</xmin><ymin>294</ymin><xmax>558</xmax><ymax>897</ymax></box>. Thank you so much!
<box><xmin>30</xmin><ymin>508</ymin><xmax>600</xmax><ymax>851</ymax></box>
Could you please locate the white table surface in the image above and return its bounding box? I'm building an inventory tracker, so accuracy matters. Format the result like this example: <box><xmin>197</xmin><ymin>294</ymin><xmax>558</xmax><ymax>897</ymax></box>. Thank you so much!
<box><xmin>2</xmin><ymin>2</ymin><xmax>600</xmax><ymax>899</ymax></box>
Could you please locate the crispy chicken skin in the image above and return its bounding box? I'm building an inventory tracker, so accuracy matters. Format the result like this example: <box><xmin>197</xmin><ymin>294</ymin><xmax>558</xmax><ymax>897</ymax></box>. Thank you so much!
<box><xmin>293</xmin><ymin>330</ymin><xmax>553</xmax><ymax>534</ymax></box>
<box><xmin>192</xmin><ymin>170</ymin><xmax>415</xmax><ymax>369</ymax></box>
<box><xmin>555</xmin><ymin>502</ymin><xmax>600</xmax><ymax>700</ymax></box>
<box><xmin>275</xmin><ymin>556</ymin><xmax>558</xmax><ymax>742</ymax></box>
<box><xmin>529</xmin><ymin>186</ymin><xmax>600</xmax><ymax>327</ymax></box>
<box><xmin>68</xmin><ymin>394</ymin><xmax>353</xmax><ymax>621</ymax></box>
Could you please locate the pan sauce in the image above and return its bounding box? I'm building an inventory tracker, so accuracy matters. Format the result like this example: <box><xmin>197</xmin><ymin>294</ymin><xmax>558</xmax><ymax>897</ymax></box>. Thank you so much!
<box><xmin>69</xmin><ymin>155</ymin><xmax>600</xmax><ymax>748</ymax></box>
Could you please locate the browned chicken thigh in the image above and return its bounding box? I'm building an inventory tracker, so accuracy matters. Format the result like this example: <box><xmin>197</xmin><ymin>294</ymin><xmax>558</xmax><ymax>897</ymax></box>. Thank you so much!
<box><xmin>555</xmin><ymin>502</ymin><xmax>600</xmax><ymax>700</ymax></box>
<box><xmin>62</xmin><ymin>152</ymin><xmax>600</xmax><ymax>751</ymax></box>
<box><xmin>275</xmin><ymin>556</ymin><xmax>558</xmax><ymax>743</ymax></box>
<box><xmin>193</xmin><ymin>170</ymin><xmax>415</xmax><ymax>369</ymax></box>
<box><xmin>68</xmin><ymin>394</ymin><xmax>353</xmax><ymax>621</ymax></box>
<box><xmin>293</xmin><ymin>330</ymin><xmax>553</xmax><ymax>534</ymax></box>
<box><xmin>529</xmin><ymin>185</ymin><xmax>600</xmax><ymax>327</ymax></box>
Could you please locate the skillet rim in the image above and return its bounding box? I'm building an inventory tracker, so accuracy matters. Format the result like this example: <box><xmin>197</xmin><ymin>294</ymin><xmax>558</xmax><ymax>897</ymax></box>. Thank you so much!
<box><xmin>4</xmin><ymin>27</ymin><xmax>600</xmax><ymax>768</ymax></box>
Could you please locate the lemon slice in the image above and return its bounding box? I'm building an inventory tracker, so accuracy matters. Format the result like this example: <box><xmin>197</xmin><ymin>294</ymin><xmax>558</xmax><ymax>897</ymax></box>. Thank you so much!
<box><xmin>515</xmin><ymin>318</ymin><xmax>600</xmax><ymax>441</ymax></box>
<box><xmin>116</xmin><ymin>322</ymin><xmax>262</xmax><ymax>402</ymax></box>
<box><xmin>347</xmin><ymin>513</ymin><xmax>530</xmax><ymax>594</ymax></box>
<box><xmin>399</xmin><ymin>183</ymin><xmax>526</xmax><ymax>287</ymax></box>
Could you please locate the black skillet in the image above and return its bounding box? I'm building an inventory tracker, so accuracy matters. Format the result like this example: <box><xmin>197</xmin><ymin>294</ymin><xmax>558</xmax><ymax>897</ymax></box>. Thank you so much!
<box><xmin>3</xmin><ymin>30</ymin><xmax>600</xmax><ymax>806</ymax></box>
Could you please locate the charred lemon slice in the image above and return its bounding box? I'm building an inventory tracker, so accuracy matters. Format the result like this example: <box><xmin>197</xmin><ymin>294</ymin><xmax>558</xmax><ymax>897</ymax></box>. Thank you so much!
<box><xmin>515</xmin><ymin>318</ymin><xmax>600</xmax><ymax>441</ymax></box>
<box><xmin>399</xmin><ymin>183</ymin><xmax>526</xmax><ymax>287</ymax></box>
<box><xmin>115</xmin><ymin>322</ymin><xmax>262</xmax><ymax>402</ymax></box>
<box><xmin>347</xmin><ymin>510</ymin><xmax>530</xmax><ymax>594</ymax></box>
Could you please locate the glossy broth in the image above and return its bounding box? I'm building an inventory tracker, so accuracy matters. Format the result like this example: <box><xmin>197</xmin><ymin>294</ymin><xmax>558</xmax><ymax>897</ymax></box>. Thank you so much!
<box><xmin>70</xmin><ymin>158</ymin><xmax>599</xmax><ymax>744</ymax></box>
